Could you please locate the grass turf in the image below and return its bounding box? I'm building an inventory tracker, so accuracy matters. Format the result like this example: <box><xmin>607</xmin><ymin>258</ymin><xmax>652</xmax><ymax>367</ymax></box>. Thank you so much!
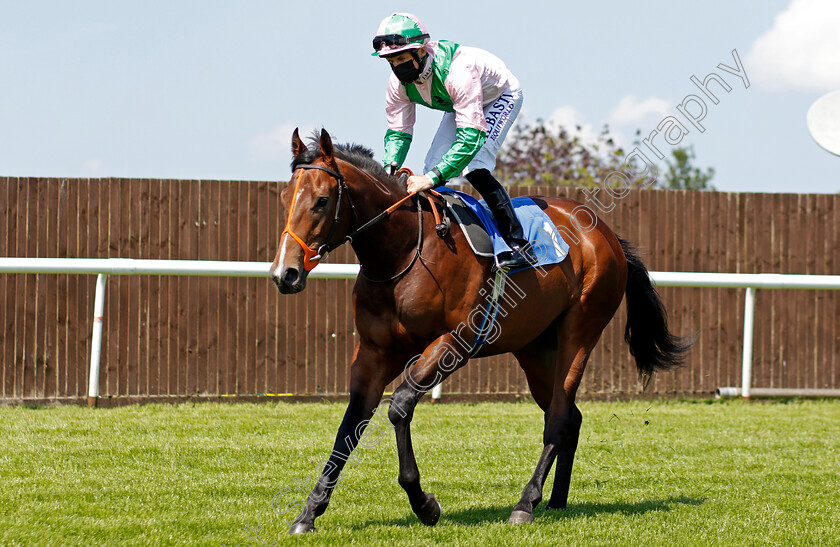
<box><xmin>1</xmin><ymin>399</ymin><xmax>838</xmax><ymax>545</ymax></box>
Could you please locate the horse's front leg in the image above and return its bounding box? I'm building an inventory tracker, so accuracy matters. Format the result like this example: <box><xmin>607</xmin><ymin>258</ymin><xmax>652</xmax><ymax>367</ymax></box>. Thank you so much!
<box><xmin>288</xmin><ymin>343</ymin><xmax>400</xmax><ymax>534</ymax></box>
<box><xmin>388</xmin><ymin>334</ymin><xmax>466</xmax><ymax>526</ymax></box>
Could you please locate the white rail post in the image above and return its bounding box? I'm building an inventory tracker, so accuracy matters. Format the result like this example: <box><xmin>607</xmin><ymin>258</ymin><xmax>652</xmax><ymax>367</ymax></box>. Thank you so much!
<box><xmin>741</xmin><ymin>287</ymin><xmax>756</xmax><ymax>401</ymax></box>
<box><xmin>431</xmin><ymin>383</ymin><xmax>442</xmax><ymax>402</ymax></box>
<box><xmin>87</xmin><ymin>273</ymin><xmax>108</xmax><ymax>407</ymax></box>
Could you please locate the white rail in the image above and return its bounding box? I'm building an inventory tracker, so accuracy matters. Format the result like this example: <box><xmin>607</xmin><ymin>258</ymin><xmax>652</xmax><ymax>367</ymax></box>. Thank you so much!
<box><xmin>650</xmin><ymin>271</ymin><xmax>840</xmax><ymax>399</ymax></box>
<box><xmin>1</xmin><ymin>258</ymin><xmax>839</xmax><ymax>404</ymax></box>
<box><xmin>0</xmin><ymin>258</ymin><xmax>359</xmax><ymax>279</ymax></box>
<box><xmin>648</xmin><ymin>271</ymin><xmax>840</xmax><ymax>290</ymax></box>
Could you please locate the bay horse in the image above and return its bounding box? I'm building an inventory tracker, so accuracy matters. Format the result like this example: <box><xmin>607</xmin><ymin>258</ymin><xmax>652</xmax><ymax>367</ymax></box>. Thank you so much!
<box><xmin>270</xmin><ymin>128</ymin><xmax>690</xmax><ymax>534</ymax></box>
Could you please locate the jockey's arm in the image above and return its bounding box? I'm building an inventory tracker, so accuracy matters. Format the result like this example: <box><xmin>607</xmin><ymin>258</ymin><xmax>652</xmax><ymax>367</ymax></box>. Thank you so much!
<box><xmin>383</xmin><ymin>129</ymin><xmax>413</xmax><ymax>169</ymax></box>
<box><xmin>427</xmin><ymin>62</ymin><xmax>488</xmax><ymax>186</ymax></box>
<box><xmin>383</xmin><ymin>80</ymin><xmax>416</xmax><ymax>169</ymax></box>
<box><xmin>426</xmin><ymin>126</ymin><xmax>486</xmax><ymax>186</ymax></box>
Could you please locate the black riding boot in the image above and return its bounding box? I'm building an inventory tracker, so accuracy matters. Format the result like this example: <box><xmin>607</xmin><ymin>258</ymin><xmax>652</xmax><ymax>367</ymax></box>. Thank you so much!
<box><xmin>483</xmin><ymin>188</ymin><xmax>539</xmax><ymax>270</ymax></box>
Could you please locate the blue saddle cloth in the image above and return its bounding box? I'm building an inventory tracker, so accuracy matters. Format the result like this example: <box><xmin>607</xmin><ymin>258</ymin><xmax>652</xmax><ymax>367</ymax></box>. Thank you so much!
<box><xmin>436</xmin><ymin>187</ymin><xmax>569</xmax><ymax>270</ymax></box>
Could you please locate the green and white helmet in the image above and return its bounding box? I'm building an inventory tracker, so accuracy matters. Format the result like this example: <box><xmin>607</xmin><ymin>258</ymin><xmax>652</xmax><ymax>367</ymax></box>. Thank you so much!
<box><xmin>371</xmin><ymin>13</ymin><xmax>430</xmax><ymax>57</ymax></box>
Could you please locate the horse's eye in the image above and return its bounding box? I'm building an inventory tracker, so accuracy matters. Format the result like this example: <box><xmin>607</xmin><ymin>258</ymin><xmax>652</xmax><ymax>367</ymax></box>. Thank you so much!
<box><xmin>314</xmin><ymin>197</ymin><xmax>329</xmax><ymax>209</ymax></box>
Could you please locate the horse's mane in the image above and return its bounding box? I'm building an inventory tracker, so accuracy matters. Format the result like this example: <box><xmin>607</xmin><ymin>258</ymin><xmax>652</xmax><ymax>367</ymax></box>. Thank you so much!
<box><xmin>291</xmin><ymin>132</ymin><xmax>400</xmax><ymax>188</ymax></box>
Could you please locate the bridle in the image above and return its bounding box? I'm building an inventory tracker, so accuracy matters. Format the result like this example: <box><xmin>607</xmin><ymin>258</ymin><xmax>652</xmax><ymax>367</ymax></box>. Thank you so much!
<box><xmin>281</xmin><ymin>162</ymin><xmax>435</xmax><ymax>277</ymax></box>
<box><xmin>281</xmin><ymin>163</ymin><xmax>356</xmax><ymax>271</ymax></box>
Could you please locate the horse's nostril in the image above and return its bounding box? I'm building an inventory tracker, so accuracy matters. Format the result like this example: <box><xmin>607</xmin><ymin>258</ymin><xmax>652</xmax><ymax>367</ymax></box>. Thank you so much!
<box><xmin>282</xmin><ymin>268</ymin><xmax>300</xmax><ymax>286</ymax></box>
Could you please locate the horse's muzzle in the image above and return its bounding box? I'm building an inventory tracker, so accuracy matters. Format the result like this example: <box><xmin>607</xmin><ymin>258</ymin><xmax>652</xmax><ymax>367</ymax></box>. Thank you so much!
<box><xmin>271</xmin><ymin>266</ymin><xmax>306</xmax><ymax>294</ymax></box>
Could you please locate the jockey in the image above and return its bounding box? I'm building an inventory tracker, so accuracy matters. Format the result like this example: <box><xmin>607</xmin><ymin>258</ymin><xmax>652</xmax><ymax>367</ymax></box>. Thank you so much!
<box><xmin>372</xmin><ymin>12</ymin><xmax>538</xmax><ymax>270</ymax></box>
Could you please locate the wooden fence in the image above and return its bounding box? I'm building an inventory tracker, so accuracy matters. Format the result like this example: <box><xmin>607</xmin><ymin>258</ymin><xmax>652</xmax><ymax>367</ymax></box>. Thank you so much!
<box><xmin>1</xmin><ymin>177</ymin><xmax>838</xmax><ymax>404</ymax></box>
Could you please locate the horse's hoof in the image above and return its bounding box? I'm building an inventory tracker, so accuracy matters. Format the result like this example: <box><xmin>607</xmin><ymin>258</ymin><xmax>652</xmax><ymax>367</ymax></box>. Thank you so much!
<box><xmin>508</xmin><ymin>510</ymin><xmax>535</xmax><ymax>524</ymax></box>
<box><xmin>416</xmin><ymin>493</ymin><xmax>442</xmax><ymax>526</ymax></box>
<box><xmin>288</xmin><ymin>522</ymin><xmax>316</xmax><ymax>535</ymax></box>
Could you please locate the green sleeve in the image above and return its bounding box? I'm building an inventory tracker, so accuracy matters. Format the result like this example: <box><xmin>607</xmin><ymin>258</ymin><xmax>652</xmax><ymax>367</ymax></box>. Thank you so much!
<box><xmin>383</xmin><ymin>129</ymin><xmax>412</xmax><ymax>169</ymax></box>
<box><xmin>428</xmin><ymin>127</ymin><xmax>486</xmax><ymax>186</ymax></box>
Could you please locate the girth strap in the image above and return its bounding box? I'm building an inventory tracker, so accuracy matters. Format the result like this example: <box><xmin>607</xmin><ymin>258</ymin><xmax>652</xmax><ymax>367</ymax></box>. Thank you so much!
<box><xmin>468</xmin><ymin>268</ymin><xmax>508</xmax><ymax>355</ymax></box>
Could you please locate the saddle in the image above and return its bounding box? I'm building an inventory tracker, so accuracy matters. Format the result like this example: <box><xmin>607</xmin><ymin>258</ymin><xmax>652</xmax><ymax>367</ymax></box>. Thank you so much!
<box><xmin>435</xmin><ymin>187</ymin><xmax>570</xmax><ymax>271</ymax></box>
<box><xmin>391</xmin><ymin>167</ymin><xmax>568</xmax><ymax>271</ymax></box>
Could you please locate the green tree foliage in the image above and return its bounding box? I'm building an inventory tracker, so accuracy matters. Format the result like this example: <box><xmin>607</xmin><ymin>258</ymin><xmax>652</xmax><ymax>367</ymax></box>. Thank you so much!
<box><xmin>495</xmin><ymin>121</ymin><xmax>715</xmax><ymax>191</ymax></box>
<box><xmin>494</xmin><ymin>121</ymin><xmax>625</xmax><ymax>188</ymax></box>
<box><xmin>661</xmin><ymin>145</ymin><xmax>716</xmax><ymax>190</ymax></box>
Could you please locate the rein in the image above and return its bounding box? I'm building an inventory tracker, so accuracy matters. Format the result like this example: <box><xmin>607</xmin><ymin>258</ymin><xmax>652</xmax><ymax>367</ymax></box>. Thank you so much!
<box><xmin>282</xmin><ymin>163</ymin><xmax>443</xmax><ymax>280</ymax></box>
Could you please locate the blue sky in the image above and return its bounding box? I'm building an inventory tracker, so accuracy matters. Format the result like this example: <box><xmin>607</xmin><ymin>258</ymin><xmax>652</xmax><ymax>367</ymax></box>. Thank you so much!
<box><xmin>1</xmin><ymin>0</ymin><xmax>838</xmax><ymax>193</ymax></box>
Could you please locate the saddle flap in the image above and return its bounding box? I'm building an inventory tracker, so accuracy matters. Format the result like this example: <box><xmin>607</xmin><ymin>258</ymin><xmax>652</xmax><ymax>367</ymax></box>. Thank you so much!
<box><xmin>439</xmin><ymin>192</ymin><xmax>495</xmax><ymax>257</ymax></box>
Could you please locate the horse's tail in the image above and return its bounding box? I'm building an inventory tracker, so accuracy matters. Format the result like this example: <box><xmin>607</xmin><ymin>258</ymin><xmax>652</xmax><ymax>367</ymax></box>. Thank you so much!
<box><xmin>619</xmin><ymin>237</ymin><xmax>693</xmax><ymax>381</ymax></box>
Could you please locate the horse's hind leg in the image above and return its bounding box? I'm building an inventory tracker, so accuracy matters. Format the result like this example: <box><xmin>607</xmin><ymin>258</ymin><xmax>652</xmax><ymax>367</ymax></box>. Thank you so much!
<box><xmin>509</xmin><ymin>306</ymin><xmax>601</xmax><ymax>524</ymax></box>
<box><xmin>388</xmin><ymin>334</ymin><xmax>467</xmax><ymax>526</ymax></box>
<box><xmin>507</xmin><ymin>327</ymin><xmax>560</xmax><ymax>524</ymax></box>
<box><xmin>546</xmin><ymin>400</ymin><xmax>582</xmax><ymax>510</ymax></box>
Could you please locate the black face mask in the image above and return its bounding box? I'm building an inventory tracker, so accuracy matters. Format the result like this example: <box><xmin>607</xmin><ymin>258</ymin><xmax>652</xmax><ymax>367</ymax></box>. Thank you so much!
<box><xmin>392</xmin><ymin>58</ymin><xmax>423</xmax><ymax>83</ymax></box>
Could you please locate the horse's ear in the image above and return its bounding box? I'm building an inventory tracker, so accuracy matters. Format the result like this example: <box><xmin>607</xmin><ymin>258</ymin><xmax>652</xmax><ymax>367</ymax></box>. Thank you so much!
<box><xmin>318</xmin><ymin>129</ymin><xmax>335</xmax><ymax>164</ymax></box>
<box><xmin>291</xmin><ymin>128</ymin><xmax>306</xmax><ymax>158</ymax></box>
